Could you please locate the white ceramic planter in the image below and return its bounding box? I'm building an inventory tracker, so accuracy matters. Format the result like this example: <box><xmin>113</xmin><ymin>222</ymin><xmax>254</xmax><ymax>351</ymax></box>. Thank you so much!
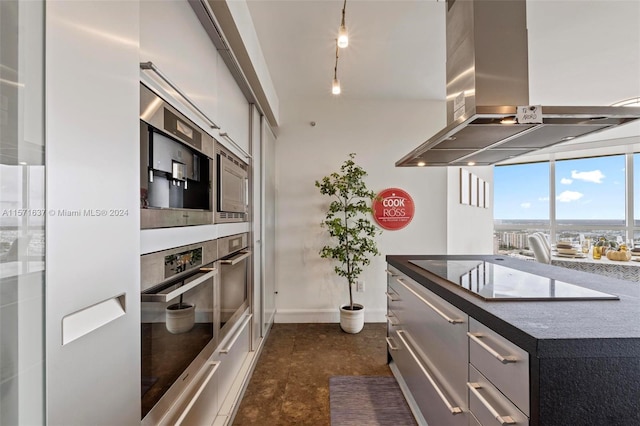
<box><xmin>339</xmin><ymin>304</ymin><xmax>365</xmax><ymax>334</ymax></box>
<box><xmin>165</xmin><ymin>303</ymin><xmax>195</xmax><ymax>334</ymax></box>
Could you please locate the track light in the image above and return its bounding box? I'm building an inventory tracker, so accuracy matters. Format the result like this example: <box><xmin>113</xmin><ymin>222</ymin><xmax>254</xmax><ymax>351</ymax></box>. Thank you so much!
<box><xmin>337</xmin><ymin>0</ymin><xmax>348</xmax><ymax>48</ymax></box>
<box><xmin>332</xmin><ymin>40</ymin><xmax>341</xmax><ymax>95</ymax></box>
<box><xmin>332</xmin><ymin>78</ymin><xmax>341</xmax><ymax>95</ymax></box>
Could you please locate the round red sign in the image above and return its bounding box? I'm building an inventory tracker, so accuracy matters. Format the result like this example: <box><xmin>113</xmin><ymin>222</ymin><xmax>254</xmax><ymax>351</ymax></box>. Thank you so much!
<box><xmin>372</xmin><ymin>188</ymin><xmax>415</xmax><ymax>230</ymax></box>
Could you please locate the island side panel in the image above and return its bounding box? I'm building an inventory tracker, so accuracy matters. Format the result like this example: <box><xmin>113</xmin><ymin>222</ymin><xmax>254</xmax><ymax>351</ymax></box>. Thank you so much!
<box><xmin>538</xmin><ymin>356</ymin><xmax>640</xmax><ymax>426</ymax></box>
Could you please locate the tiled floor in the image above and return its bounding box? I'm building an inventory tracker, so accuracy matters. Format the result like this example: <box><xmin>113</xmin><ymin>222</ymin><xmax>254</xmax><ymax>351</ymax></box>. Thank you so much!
<box><xmin>232</xmin><ymin>323</ymin><xmax>392</xmax><ymax>426</ymax></box>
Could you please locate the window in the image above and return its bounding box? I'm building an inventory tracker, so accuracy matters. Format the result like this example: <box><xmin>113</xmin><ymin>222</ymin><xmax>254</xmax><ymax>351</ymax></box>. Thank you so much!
<box><xmin>494</xmin><ymin>162</ymin><xmax>549</xmax><ymax>253</ymax></box>
<box><xmin>494</xmin><ymin>162</ymin><xmax>549</xmax><ymax>221</ymax></box>
<box><xmin>494</xmin><ymin>154</ymin><xmax>638</xmax><ymax>256</ymax></box>
<box><xmin>555</xmin><ymin>156</ymin><xmax>625</xmax><ymax>223</ymax></box>
<box><xmin>555</xmin><ymin>155</ymin><xmax>626</xmax><ymax>245</ymax></box>
<box><xmin>635</xmin><ymin>153</ymin><xmax>640</xmax><ymax>227</ymax></box>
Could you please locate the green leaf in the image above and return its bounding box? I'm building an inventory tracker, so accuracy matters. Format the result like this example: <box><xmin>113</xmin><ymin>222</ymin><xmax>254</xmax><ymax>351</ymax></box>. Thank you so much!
<box><xmin>316</xmin><ymin>153</ymin><xmax>382</xmax><ymax>307</ymax></box>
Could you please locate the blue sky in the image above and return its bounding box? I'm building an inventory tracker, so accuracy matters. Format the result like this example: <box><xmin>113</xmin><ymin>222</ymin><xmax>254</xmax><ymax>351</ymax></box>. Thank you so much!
<box><xmin>494</xmin><ymin>156</ymin><xmax>631</xmax><ymax>220</ymax></box>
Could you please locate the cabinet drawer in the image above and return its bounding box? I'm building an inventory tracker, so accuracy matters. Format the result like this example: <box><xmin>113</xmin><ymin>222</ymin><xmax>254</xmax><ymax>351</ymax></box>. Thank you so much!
<box><xmin>388</xmin><ymin>329</ymin><xmax>467</xmax><ymax>426</ymax></box>
<box><xmin>213</xmin><ymin>313</ymin><xmax>251</xmax><ymax>413</ymax></box>
<box><xmin>469</xmin><ymin>412</ymin><xmax>482</xmax><ymax>426</ymax></box>
<box><xmin>388</xmin><ymin>273</ymin><xmax>468</xmax><ymax>406</ymax></box>
<box><xmin>468</xmin><ymin>318</ymin><xmax>529</xmax><ymax>416</ymax></box>
<box><xmin>468</xmin><ymin>365</ymin><xmax>529</xmax><ymax>426</ymax></box>
<box><xmin>173</xmin><ymin>361</ymin><xmax>221</xmax><ymax>426</ymax></box>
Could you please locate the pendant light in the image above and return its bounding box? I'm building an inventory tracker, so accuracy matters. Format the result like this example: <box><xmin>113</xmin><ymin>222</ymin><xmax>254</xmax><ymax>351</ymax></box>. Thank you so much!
<box><xmin>337</xmin><ymin>0</ymin><xmax>348</xmax><ymax>48</ymax></box>
<box><xmin>332</xmin><ymin>41</ymin><xmax>341</xmax><ymax>95</ymax></box>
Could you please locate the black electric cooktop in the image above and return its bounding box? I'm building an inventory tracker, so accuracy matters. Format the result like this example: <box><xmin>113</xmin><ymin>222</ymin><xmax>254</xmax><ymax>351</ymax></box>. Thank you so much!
<box><xmin>409</xmin><ymin>259</ymin><xmax>619</xmax><ymax>301</ymax></box>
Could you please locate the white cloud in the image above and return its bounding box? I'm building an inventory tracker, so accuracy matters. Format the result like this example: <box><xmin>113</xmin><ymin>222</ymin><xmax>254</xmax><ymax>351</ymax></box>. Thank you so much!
<box><xmin>560</xmin><ymin>178</ymin><xmax>573</xmax><ymax>185</ymax></box>
<box><xmin>538</xmin><ymin>197</ymin><xmax>549</xmax><ymax>201</ymax></box>
<box><xmin>520</xmin><ymin>202</ymin><xmax>531</xmax><ymax>208</ymax></box>
<box><xmin>557</xmin><ymin>190</ymin><xmax>584</xmax><ymax>202</ymax></box>
<box><xmin>571</xmin><ymin>169</ymin><xmax>605</xmax><ymax>183</ymax></box>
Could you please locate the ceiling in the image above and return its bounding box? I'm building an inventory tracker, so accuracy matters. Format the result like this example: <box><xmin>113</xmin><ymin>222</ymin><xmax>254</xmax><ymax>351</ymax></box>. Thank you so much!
<box><xmin>245</xmin><ymin>0</ymin><xmax>640</xmax><ymax>102</ymax></box>
<box><xmin>245</xmin><ymin>0</ymin><xmax>446</xmax><ymax>101</ymax></box>
<box><xmin>245</xmin><ymin>0</ymin><xmax>640</xmax><ymax>158</ymax></box>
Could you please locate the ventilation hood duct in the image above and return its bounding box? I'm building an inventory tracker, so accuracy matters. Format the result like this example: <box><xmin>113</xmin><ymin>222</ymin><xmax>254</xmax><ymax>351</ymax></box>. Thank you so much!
<box><xmin>396</xmin><ymin>0</ymin><xmax>640</xmax><ymax>167</ymax></box>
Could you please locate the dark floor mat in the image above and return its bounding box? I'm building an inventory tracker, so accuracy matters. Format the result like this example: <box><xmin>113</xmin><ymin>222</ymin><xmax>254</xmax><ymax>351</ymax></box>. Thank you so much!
<box><xmin>329</xmin><ymin>376</ymin><xmax>417</xmax><ymax>426</ymax></box>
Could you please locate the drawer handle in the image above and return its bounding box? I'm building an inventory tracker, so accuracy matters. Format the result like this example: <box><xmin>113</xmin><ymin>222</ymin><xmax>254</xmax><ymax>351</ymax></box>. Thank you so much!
<box><xmin>385</xmin><ymin>313</ymin><xmax>401</xmax><ymax>326</ymax></box>
<box><xmin>141</xmin><ymin>269</ymin><xmax>217</xmax><ymax>303</ymax></box>
<box><xmin>467</xmin><ymin>332</ymin><xmax>518</xmax><ymax>364</ymax></box>
<box><xmin>467</xmin><ymin>382</ymin><xmax>516</xmax><ymax>425</ymax></box>
<box><xmin>385</xmin><ymin>269</ymin><xmax>398</xmax><ymax>277</ymax></box>
<box><xmin>396</xmin><ymin>330</ymin><xmax>463</xmax><ymax>415</ymax></box>
<box><xmin>220</xmin><ymin>314</ymin><xmax>252</xmax><ymax>354</ymax></box>
<box><xmin>221</xmin><ymin>250</ymin><xmax>251</xmax><ymax>265</ymax></box>
<box><xmin>385</xmin><ymin>336</ymin><xmax>399</xmax><ymax>351</ymax></box>
<box><xmin>395</xmin><ymin>278</ymin><xmax>464</xmax><ymax>324</ymax></box>
<box><xmin>385</xmin><ymin>291</ymin><xmax>400</xmax><ymax>302</ymax></box>
<box><xmin>174</xmin><ymin>361</ymin><xmax>221</xmax><ymax>426</ymax></box>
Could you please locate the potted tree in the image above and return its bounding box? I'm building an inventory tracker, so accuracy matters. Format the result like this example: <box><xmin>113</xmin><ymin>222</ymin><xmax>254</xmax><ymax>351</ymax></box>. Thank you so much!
<box><xmin>315</xmin><ymin>153</ymin><xmax>381</xmax><ymax>333</ymax></box>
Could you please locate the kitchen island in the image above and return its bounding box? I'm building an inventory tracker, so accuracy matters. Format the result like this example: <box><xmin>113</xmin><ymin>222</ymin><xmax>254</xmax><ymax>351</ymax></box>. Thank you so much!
<box><xmin>386</xmin><ymin>255</ymin><xmax>640</xmax><ymax>426</ymax></box>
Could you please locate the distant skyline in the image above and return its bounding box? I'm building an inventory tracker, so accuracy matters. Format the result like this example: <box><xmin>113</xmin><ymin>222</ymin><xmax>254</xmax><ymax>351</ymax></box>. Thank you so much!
<box><xmin>494</xmin><ymin>155</ymin><xmax>636</xmax><ymax>221</ymax></box>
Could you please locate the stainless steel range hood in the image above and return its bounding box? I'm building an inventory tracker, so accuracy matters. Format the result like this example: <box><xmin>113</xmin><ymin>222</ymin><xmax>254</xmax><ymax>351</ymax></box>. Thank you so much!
<box><xmin>396</xmin><ymin>0</ymin><xmax>640</xmax><ymax>167</ymax></box>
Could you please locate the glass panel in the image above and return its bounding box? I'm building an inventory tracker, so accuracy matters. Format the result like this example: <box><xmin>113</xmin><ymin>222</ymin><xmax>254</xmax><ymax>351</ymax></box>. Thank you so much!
<box><xmin>494</xmin><ymin>162</ymin><xmax>550</xmax><ymax>221</ymax></box>
<box><xmin>555</xmin><ymin>155</ymin><xmax>625</xmax><ymax>225</ymax></box>
<box><xmin>635</xmin><ymin>153</ymin><xmax>640</xmax><ymax>227</ymax></box>
<box><xmin>0</xmin><ymin>1</ymin><xmax>45</xmax><ymax>424</ymax></box>
<box><xmin>494</xmin><ymin>162</ymin><xmax>549</xmax><ymax>257</ymax></box>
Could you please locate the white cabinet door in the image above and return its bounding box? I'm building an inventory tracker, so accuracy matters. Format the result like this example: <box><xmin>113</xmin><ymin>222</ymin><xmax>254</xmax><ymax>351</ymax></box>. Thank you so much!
<box><xmin>45</xmin><ymin>1</ymin><xmax>140</xmax><ymax>424</ymax></box>
<box><xmin>262</xmin><ymin>121</ymin><xmax>277</xmax><ymax>333</ymax></box>
<box><xmin>140</xmin><ymin>0</ymin><xmax>218</xmax><ymax>129</ymax></box>
<box><xmin>217</xmin><ymin>56</ymin><xmax>250</xmax><ymax>154</ymax></box>
<box><xmin>251</xmin><ymin>105</ymin><xmax>262</xmax><ymax>347</ymax></box>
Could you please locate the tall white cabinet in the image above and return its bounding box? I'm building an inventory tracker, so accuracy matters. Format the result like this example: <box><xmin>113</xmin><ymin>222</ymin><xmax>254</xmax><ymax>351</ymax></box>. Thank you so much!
<box><xmin>251</xmin><ymin>105</ymin><xmax>263</xmax><ymax>348</ymax></box>
<box><xmin>45</xmin><ymin>1</ymin><xmax>141</xmax><ymax>424</ymax></box>
<box><xmin>262</xmin><ymin>121</ymin><xmax>277</xmax><ymax>332</ymax></box>
<box><xmin>217</xmin><ymin>55</ymin><xmax>251</xmax><ymax>155</ymax></box>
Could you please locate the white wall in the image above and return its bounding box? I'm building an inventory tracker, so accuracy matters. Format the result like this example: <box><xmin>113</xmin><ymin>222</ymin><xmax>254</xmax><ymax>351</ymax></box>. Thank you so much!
<box><xmin>446</xmin><ymin>166</ymin><xmax>494</xmax><ymax>254</ymax></box>
<box><xmin>528</xmin><ymin>0</ymin><xmax>640</xmax><ymax>107</ymax></box>
<box><xmin>273</xmin><ymin>97</ymin><xmax>492</xmax><ymax>323</ymax></box>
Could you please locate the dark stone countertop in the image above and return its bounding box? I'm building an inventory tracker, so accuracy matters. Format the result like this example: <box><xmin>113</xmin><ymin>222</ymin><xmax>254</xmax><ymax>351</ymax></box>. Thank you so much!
<box><xmin>387</xmin><ymin>255</ymin><xmax>640</xmax><ymax>359</ymax></box>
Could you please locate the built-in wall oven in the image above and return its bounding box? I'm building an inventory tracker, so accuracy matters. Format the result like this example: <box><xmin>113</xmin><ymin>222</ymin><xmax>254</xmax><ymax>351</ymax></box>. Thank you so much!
<box><xmin>140</xmin><ymin>240</ymin><xmax>219</xmax><ymax>424</ymax></box>
<box><xmin>217</xmin><ymin>233</ymin><xmax>251</xmax><ymax>343</ymax></box>
<box><xmin>140</xmin><ymin>83</ymin><xmax>215</xmax><ymax>229</ymax></box>
<box><xmin>216</xmin><ymin>142</ymin><xmax>248</xmax><ymax>223</ymax></box>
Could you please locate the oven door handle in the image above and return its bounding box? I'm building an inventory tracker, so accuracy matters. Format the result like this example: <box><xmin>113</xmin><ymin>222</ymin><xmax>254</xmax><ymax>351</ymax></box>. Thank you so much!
<box><xmin>141</xmin><ymin>268</ymin><xmax>217</xmax><ymax>303</ymax></box>
<box><xmin>220</xmin><ymin>250</ymin><xmax>251</xmax><ymax>265</ymax></box>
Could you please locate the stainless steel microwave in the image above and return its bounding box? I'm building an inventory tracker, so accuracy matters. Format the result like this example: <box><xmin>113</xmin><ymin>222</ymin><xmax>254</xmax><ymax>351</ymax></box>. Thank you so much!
<box><xmin>140</xmin><ymin>83</ymin><xmax>214</xmax><ymax>229</ymax></box>
<box><xmin>215</xmin><ymin>142</ymin><xmax>248</xmax><ymax>223</ymax></box>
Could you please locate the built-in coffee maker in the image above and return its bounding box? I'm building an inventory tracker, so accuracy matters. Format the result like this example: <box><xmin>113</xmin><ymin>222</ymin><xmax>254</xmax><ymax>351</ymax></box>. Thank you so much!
<box><xmin>140</xmin><ymin>83</ymin><xmax>214</xmax><ymax>229</ymax></box>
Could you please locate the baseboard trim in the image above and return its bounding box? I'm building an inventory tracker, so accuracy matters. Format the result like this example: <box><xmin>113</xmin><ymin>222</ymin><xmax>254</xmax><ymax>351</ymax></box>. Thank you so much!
<box><xmin>274</xmin><ymin>308</ymin><xmax>386</xmax><ymax>323</ymax></box>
